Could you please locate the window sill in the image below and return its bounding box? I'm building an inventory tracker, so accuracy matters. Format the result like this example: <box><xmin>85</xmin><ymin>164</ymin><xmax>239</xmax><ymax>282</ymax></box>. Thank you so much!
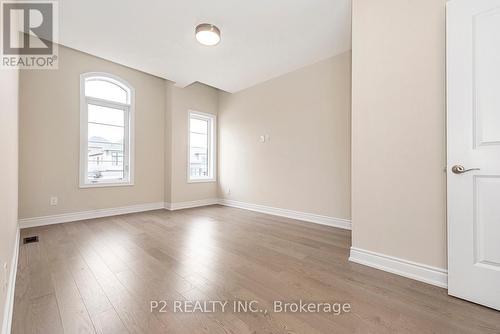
<box><xmin>187</xmin><ymin>178</ymin><xmax>216</xmax><ymax>184</ymax></box>
<box><xmin>79</xmin><ymin>182</ymin><xmax>134</xmax><ymax>189</ymax></box>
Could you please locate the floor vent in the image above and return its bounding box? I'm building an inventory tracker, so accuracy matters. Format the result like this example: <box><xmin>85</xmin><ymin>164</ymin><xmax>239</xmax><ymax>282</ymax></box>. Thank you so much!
<box><xmin>23</xmin><ymin>236</ymin><xmax>39</xmax><ymax>244</ymax></box>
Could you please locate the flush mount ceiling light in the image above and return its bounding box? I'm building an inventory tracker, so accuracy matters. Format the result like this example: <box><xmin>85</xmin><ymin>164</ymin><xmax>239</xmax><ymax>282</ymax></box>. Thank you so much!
<box><xmin>195</xmin><ymin>23</ymin><xmax>221</xmax><ymax>46</ymax></box>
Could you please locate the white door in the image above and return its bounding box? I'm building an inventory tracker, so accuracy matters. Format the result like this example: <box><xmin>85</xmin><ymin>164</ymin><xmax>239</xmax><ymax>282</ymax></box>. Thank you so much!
<box><xmin>447</xmin><ymin>0</ymin><xmax>500</xmax><ymax>310</ymax></box>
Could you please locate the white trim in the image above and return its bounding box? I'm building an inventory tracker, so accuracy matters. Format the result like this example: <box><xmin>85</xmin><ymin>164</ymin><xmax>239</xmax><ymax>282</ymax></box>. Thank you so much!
<box><xmin>18</xmin><ymin>202</ymin><xmax>164</xmax><ymax>229</ymax></box>
<box><xmin>79</xmin><ymin>181</ymin><xmax>134</xmax><ymax>189</ymax></box>
<box><xmin>165</xmin><ymin>198</ymin><xmax>219</xmax><ymax>211</ymax></box>
<box><xmin>349</xmin><ymin>247</ymin><xmax>448</xmax><ymax>288</ymax></box>
<box><xmin>187</xmin><ymin>110</ymin><xmax>217</xmax><ymax>183</ymax></box>
<box><xmin>218</xmin><ymin>199</ymin><xmax>351</xmax><ymax>230</ymax></box>
<box><xmin>79</xmin><ymin>72</ymin><xmax>135</xmax><ymax>188</ymax></box>
<box><xmin>2</xmin><ymin>227</ymin><xmax>19</xmax><ymax>334</ymax></box>
<box><xmin>187</xmin><ymin>178</ymin><xmax>217</xmax><ymax>184</ymax></box>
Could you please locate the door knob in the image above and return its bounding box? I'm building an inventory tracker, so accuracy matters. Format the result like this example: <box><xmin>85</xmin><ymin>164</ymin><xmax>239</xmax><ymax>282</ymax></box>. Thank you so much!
<box><xmin>451</xmin><ymin>165</ymin><xmax>480</xmax><ymax>174</ymax></box>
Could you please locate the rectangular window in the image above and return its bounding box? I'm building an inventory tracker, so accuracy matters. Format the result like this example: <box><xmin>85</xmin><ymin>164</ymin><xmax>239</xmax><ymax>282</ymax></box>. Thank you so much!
<box><xmin>80</xmin><ymin>73</ymin><xmax>134</xmax><ymax>187</ymax></box>
<box><xmin>188</xmin><ymin>111</ymin><xmax>216</xmax><ymax>182</ymax></box>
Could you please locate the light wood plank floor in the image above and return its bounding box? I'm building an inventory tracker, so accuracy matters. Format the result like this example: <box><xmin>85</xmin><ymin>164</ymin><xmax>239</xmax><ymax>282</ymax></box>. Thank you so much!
<box><xmin>12</xmin><ymin>205</ymin><xmax>500</xmax><ymax>334</ymax></box>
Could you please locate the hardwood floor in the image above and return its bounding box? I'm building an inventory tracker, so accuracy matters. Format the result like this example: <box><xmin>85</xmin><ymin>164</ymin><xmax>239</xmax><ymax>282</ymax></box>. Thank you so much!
<box><xmin>12</xmin><ymin>205</ymin><xmax>500</xmax><ymax>334</ymax></box>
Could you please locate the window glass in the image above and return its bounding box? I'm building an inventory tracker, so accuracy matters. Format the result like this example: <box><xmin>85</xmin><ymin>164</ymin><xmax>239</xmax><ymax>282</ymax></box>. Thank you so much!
<box><xmin>85</xmin><ymin>78</ymin><xmax>128</xmax><ymax>104</ymax></box>
<box><xmin>88</xmin><ymin>104</ymin><xmax>125</xmax><ymax>127</ymax></box>
<box><xmin>189</xmin><ymin>112</ymin><xmax>215</xmax><ymax>181</ymax></box>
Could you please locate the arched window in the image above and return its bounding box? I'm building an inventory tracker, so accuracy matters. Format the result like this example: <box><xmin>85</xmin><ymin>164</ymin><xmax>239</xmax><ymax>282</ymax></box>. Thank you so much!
<box><xmin>80</xmin><ymin>72</ymin><xmax>134</xmax><ymax>187</ymax></box>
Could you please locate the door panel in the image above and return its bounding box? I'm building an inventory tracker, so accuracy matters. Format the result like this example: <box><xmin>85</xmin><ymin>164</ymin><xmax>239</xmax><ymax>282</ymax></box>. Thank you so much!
<box><xmin>474</xmin><ymin>8</ymin><xmax>500</xmax><ymax>146</ymax></box>
<box><xmin>474</xmin><ymin>176</ymin><xmax>500</xmax><ymax>267</ymax></box>
<box><xmin>447</xmin><ymin>0</ymin><xmax>500</xmax><ymax>310</ymax></box>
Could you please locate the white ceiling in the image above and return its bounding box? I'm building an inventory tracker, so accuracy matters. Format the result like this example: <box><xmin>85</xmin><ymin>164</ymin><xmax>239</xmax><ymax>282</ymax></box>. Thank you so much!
<box><xmin>59</xmin><ymin>0</ymin><xmax>351</xmax><ymax>93</ymax></box>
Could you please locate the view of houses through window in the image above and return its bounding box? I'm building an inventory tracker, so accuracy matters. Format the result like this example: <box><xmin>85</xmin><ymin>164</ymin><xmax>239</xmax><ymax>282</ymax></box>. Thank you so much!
<box><xmin>87</xmin><ymin>103</ymin><xmax>126</xmax><ymax>181</ymax></box>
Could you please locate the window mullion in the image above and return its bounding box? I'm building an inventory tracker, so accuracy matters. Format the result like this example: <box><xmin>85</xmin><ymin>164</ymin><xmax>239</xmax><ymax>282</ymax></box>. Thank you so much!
<box><xmin>86</xmin><ymin>96</ymin><xmax>130</xmax><ymax>109</ymax></box>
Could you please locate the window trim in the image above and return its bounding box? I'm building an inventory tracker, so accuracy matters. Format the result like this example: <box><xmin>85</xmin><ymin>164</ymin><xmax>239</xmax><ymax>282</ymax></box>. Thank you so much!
<box><xmin>187</xmin><ymin>110</ymin><xmax>217</xmax><ymax>183</ymax></box>
<box><xmin>79</xmin><ymin>72</ymin><xmax>135</xmax><ymax>188</ymax></box>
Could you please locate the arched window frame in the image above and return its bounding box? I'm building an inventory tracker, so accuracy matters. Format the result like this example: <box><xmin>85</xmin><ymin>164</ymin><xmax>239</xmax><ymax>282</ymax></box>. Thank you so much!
<box><xmin>79</xmin><ymin>72</ymin><xmax>135</xmax><ymax>187</ymax></box>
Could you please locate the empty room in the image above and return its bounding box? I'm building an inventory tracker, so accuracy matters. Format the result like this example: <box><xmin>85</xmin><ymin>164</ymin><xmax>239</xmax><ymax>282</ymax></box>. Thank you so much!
<box><xmin>1</xmin><ymin>0</ymin><xmax>500</xmax><ymax>333</ymax></box>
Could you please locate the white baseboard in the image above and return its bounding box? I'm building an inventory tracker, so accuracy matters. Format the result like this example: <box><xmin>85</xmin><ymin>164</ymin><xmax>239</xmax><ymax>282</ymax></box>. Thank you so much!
<box><xmin>2</xmin><ymin>227</ymin><xmax>20</xmax><ymax>334</ymax></box>
<box><xmin>218</xmin><ymin>198</ymin><xmax>351</xmax><ymax>230</ymax></box>
<box><xmin>165</xmin><ymin>198</ymin><xmax>219</xmax><ymax>211</ymax></box>
<box><xmin>349</xmin><ymin>247</ymin><xmax>448</xmax><ymax>288</ymax></box>
<box><xmin>18</xmin><ymin>202</ymin><xmax>165</xmax><ymax>229</ymax></box>
<box><xmin>18</xmin><ymin>198</ymin><xmax>350</xmax><ymax>233</ymax></box>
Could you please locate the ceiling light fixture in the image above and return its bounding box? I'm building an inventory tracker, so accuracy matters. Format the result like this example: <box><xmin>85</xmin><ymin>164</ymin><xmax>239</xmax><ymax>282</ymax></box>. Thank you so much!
<box><xmin>195</xmin><ymin>23</ymin><xmax>221</xmax><ymax>46</ymax></box>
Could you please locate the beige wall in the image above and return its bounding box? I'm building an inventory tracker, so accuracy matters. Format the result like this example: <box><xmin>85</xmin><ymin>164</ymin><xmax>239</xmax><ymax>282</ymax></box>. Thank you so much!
<box><xmin>19</xmin><ymin>46</ymin><xmax>348</xmax><ymax>216</ymax></box>
<box><xmin>0</xmin><ymin>68</ymin><xmax>19</xmax><ymax>330</ymax></box>
<box><xmin>351</xmin><ymin>0</ymin><xmax>447</xmax><ymax>268</ymax></box>
<box><xmin>166</xmin><ymin>82</ymin><xmax>219</xmax><ymax>203</ymax></box>
<box><xmin>218</xmin><ymin>52</ymin><xmax>351</xmax><ymax>219</ymax></box>
<box><xmin>19</xmin><ymin>45</ymin><xmax>220</xmax><ymax>217</ymax></box>
<box><xmin>19</xmin><ymin>45</ymin><xmax>166</xmax><ymax>218</ymax></box>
